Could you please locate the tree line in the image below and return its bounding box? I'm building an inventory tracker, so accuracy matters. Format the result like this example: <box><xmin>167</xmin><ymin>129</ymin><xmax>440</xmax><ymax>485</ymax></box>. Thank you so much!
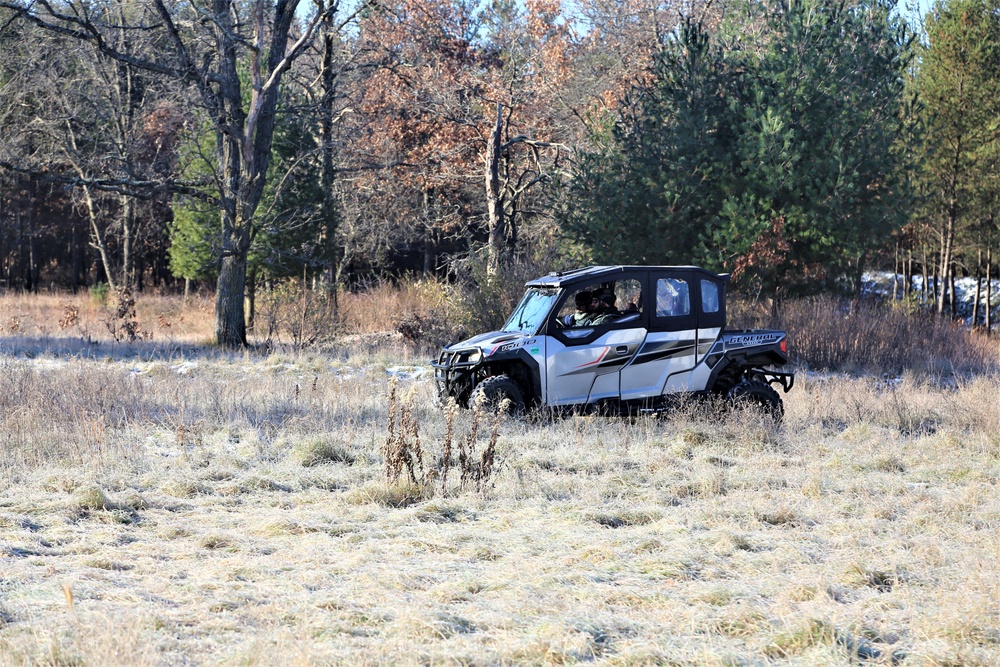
<box><xmin>0</xmin><ymin>0</ymin><xmax>998</xmax><ymax>346</ymax></box>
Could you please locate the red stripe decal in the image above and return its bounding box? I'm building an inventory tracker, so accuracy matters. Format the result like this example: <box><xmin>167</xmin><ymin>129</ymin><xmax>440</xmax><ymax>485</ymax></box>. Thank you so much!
<box><xmin>574</xmin><ymin>346</ymin><xmax>609</xmax><ymax>369</ymax></box>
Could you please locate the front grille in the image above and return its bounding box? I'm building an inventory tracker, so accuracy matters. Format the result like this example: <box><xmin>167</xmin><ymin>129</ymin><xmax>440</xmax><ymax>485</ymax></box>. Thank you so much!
<box><xmin>432</xmin><ymin>348</ymin><xmax>480</xmax><ymax>369</ymax></box>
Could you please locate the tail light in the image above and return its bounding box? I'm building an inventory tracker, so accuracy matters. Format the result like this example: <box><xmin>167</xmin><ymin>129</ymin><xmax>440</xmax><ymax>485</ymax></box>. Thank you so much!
<box><xmin>780</xmin><ymin>338</ymin><xmax>788</xmax><ymax>354</ymax></box>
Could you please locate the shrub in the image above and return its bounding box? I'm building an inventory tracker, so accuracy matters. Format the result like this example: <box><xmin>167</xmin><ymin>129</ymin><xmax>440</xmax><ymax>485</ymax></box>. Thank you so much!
<box><xmin>89</xmin><ymin>282</ymin><xmax>110</xmax><ymax>306</ymax></box>
<box><xmin>73</xmin><ymin>484</ymin><xmax>110</xmax><ymax>510</ymax></box>
<box><xmin>104</xmin><ymin>287</ymin><xmax>150</xmax><ymax>343</ymax></box>
<box><xmin>730</xmin><ymin>295</ymin><xmax>999</xmax><ymax>375</ymax></box>
<box><xmin>290</xmin><ymin>438</ymin><xmax>355</xmax><ymax>467</ymax></box>
<box><xmin>254</xmin><ymin>280</ymin><xmax>338</xmax><ymax>350</ymax></box>
<box><xmin>381</xmin><ymin>378</ymin><xmax>506</xmax><ymax>498</ymax></box>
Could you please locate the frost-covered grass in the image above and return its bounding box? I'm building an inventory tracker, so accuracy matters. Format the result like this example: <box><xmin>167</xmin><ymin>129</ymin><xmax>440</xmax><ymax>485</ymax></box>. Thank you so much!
<box><xmin>2</xmin><ymin>349</ymin><xmax>1000</xmax><ymax>666</ymax></box>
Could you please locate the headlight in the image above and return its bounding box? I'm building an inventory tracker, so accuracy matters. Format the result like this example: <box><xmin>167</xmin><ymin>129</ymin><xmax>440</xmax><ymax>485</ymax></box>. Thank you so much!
<box><xmin>458</xmin><ymin>349</ymin><xmax>482</xmax><ymax>365</ymax></box>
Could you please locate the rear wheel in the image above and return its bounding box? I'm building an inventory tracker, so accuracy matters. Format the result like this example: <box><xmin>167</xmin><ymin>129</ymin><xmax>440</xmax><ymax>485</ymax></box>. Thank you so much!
<box><xmin>726</xmin><ymin>379</ymin><xmax>783</xmax><ymax>422</ymax></box>
<box><xmin>470</xmin><ymin>375</ymin><xmax>526</xmax><ymax>414</ymax></box>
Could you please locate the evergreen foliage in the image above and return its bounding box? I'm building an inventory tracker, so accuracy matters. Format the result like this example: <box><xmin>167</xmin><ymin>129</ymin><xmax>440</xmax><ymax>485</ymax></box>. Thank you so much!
<box><xmin>567</xmin><ymin>0</ymin><xmax>913</xmax><ymax>292</ymax></box>
<box><xmin>168</xmin><ymin>96</ymin><xmax>329</xmax><ymax>286</ymax></box>
<box><xmin>910</xmin><ymin>0</ymin><xmax>1000</xmax><ymax>312</ymax></box>
<box><xmin>169</xmin><ymin>127</ymin><xmax>220</xmax><ymax>284</ymax></box>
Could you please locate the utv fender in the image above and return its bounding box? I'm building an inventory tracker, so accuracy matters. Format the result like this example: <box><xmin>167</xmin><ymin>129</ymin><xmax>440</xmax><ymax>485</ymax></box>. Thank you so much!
<box><xmin>707</xmin><ymin>353</ymin><xmax>794</xmax><ymax>394</ymax></box>
<box><xmin>706</xmin><ymin>356</ymin><xmax>739</xmax><ymax>394</ymax></box>
<box><xmin>482</xmin><ymin>348</ymin><xmax>543</xmax><ymax>406</ymax></box>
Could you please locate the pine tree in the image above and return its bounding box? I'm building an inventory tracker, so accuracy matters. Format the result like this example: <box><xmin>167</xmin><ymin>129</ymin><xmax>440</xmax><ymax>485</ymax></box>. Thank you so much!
<box><xmin>567</xmin><ymin>0</ymin><xmax>912</xmax><ymax>293</ymax></box>
<box><xmin>912</xmin><ymin>0</ymin><xmax>1000</xmax><ymax>313</ymax></box>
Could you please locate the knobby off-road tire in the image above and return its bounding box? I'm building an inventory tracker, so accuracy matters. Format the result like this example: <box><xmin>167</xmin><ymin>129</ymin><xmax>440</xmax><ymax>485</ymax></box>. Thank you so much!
<box><xmin>470</xmin><ymin>375</ymin><xmax>526</xmax><ymax>414</ymax></box>
<box><xmin>726</xmin><ymin>379</ymin><xmax>784</xmax><ymax>422</ymax></box>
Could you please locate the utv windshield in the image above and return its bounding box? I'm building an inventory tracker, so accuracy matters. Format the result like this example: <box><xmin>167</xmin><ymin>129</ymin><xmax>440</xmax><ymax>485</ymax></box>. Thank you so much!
<box><xmin>502</xmin><ymin>288</ymin><xmax>560</xmax><ymax>334</ymax></box>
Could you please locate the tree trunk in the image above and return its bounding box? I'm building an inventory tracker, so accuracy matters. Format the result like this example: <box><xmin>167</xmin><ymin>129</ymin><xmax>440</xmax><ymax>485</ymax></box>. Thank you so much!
<box><xmin>937</xmin><ymin>139</ymin><xmax>961</xmax><ymax>315</ymax></box>
<box><xmin>216</xmin><ymin>252</ymin><xmax>248</xmax><ymax>347</ymax></box>
<box><xmin>320</xmin><ymin>18</ymin><xmax>340</xmax><ymax>305</ymax></box>
<box><xmin>987</xmin><ymin>245</ymin><xmax>993</xmax><ymax>335</ymax></box>
<box><xmin>423</xmin><ymin>224</ymin><xmax>433</xmax><ymax>276</ymax></box>
<box><xmin>246</xmin><ymin>268</ymin><xmax>257</xmax><ymax>332</ymax></box>
<box><xmin>82</xmin><ymin>183</ymin><xmax>118</xmax><ymax>293</ymax></box>
<box><xmin>486</xmin><ymin>102</ymin><xmax>505</xmax><ymax>277</ymax></box>
<box><xmin>208</xmin><ymin>0</ymin><xmax>305</xmax><ymax>347</ymax></box>
<box><xmin>949</xmin><ymin>265</ymin><xmax>956</xmax><ymax>317</ymax></box>
<box><xmin>72</xmin><ymin>215</ymin><xmax>85</xmax><ymax>291</ymax></box>
<box><xmin>422</xmin><ymin>188</ymin><xmax>434</xmax><ymax>276</ymax></box>
<box><xmin>931</xmin><ymin>266</ymin><xmax>943</xmax><ymax>308</ymax></box>
<box><xmin>905</xmin><ymin>250</ymin><xmax>912</xmax><ymax>298</ymax></box>
<box><xmin>892</xmin><ymin>242</ymin><xmax>899</xmax><ymax>301</ymax></box>
<box><xmin>921</xmin><ymin>246</ymin><xmax>929</xmax><ymax>306</ymax></box>
<box><xmin>973</xmin><ymin>248</ymin><xmax>982</xmax><ymax>326</ymax></box>
<box><xmin>26</xmin><ymin>177</ymin><xmax>38</xmax><ymax>292</ymax></box>
<box><xmin>27</xmin><ymin>215</ymin><xmax>37</xmax><ymax>293</ymax></box>
<box><xmin>936</xmin><ymin>239</ymin><xmax>951</xmax><ymax>314</ymax></box>
<box><xmin>121</xmin><ymin>194</ymin><xmax>134</xmax><ymax>289</ymax></box>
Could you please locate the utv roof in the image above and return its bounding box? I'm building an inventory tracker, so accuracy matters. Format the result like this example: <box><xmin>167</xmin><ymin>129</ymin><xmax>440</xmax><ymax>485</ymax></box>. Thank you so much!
<box><xmin>525</xmin><ymin>265</ymin><xmax>730</xmax><ymax>288</ymax></box>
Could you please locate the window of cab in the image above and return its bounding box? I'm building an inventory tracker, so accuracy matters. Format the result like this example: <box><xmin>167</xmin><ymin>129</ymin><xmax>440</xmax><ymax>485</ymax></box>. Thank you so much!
<box><xmin>701</xmin><ymin>279</ymin><xmax>720</xmax><ymax>314</ymax></box>
<box><xmin>555</xmin><ymin>278</ymin><xmax>644</xmax><ymax>328</ymax></box>
<box><xmin>655</xmin><ymin>278</ymin><xmax>690</xmax><ymax>317</ymax></box>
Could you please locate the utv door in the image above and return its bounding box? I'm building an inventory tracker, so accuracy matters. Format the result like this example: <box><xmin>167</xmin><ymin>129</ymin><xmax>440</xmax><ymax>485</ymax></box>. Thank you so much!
<box><xmin>689</xmin><ymin>273</ymin><xmax>728</xmax><ymax>391</ymax></box>
<box><xmin>619</xmin><ymin>270</ymin><xmax>699</xmax><ymax>400</ymax></box>
<box><xmin>544</xmin><ymin>278</ymin><xmax>646</xmax><ymax>406</ymax></box>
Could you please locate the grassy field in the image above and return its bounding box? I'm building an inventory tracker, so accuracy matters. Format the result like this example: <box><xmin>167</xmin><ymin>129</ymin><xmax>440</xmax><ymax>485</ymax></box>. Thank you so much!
<box><xmin>1</xmin><ymin>291</ymin><xmax>1000</xmax><ymax>665</ymax></box>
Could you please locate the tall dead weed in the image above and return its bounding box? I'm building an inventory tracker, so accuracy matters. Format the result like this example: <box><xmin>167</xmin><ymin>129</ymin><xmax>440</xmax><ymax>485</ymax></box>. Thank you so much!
<box><xmin>383</xmin><ymin>378</ymin><xmax>505</xmax><ymax>496</ymax></box>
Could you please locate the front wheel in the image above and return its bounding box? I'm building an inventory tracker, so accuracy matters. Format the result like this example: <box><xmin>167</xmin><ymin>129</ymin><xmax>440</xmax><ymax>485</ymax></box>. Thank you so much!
<box><xmin>726</xmin><ymin>379</ymin><xmax>784</xmax><ymax>422</ymax></box>
<box><xmin>470</xmin><ymin>375</ymin><xmax>526</xmax><ymax>414</ymax></box>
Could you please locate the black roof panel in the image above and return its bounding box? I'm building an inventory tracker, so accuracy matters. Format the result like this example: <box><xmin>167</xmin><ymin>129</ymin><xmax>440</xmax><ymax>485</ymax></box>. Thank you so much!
<box><xmin>525</xmin><ymin>266</ymin><xmax>729</xmax><ymax>288</ymax></box>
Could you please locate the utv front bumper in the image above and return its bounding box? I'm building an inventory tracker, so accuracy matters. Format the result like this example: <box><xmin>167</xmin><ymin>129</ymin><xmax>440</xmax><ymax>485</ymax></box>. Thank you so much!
<box><xmin>431</xmin><ymin>348</ymin><xmax>482</xmax><ymax>404</ymax></box>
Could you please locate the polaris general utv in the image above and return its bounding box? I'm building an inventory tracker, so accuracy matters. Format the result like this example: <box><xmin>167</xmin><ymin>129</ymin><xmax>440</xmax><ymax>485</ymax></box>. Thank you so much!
<box><xmin>432</xmin><ymin>266</ymin><xmax>794</xmax><ymax>419</ymax></box>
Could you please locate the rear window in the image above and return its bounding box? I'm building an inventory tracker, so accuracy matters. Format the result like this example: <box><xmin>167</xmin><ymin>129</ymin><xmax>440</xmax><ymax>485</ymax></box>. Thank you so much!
<box><xmin>656</xmin><ymin>278</ymin><xmax>690</xmax><ymax>317</ymax></box>
<box><xmin>701</xmin><ymin>280</ymin><xmax>720</xmax><ymax>314</ymax></box>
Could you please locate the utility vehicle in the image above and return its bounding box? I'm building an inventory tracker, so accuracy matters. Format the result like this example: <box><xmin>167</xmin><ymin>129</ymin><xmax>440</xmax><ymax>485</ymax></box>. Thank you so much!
<box><xmin>432</xmin><ymin>266</ymin><xmax>794</xmax><ymax>419</ymax></box>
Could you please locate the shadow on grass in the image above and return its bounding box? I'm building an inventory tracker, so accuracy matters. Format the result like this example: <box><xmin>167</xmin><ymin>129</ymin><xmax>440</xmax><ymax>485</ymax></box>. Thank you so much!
<box><xmin>0</xmin><ymin>335</ymin><xmax>267</xmax><ymax>363</ymax></box>
<box><xmin>0</xmin><ymin>332</ymin><xmax>434</xmax><ymax>364</ymax></box>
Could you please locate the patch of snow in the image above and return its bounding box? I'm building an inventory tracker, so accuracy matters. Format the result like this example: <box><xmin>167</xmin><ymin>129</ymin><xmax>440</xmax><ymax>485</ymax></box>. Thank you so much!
<box><xmin>872</xmin><ymin>376</ymin><xmax>904</xmax><ymax>392</ymax></box>
<box><xmin>863</xmin><ymin>271</ymin><xmax>1000</xmax><ymax>325</ymax></box>
<box><xmin>332</xmin><ymin>367</ymin><xmax>359</xmax><ymax>381</ymax></box>
<box><xmin>171</xmin><ymin>361</ymin><xmax>198</xmax><ymax>375</ymax></box>
<box><xmin>386</xmin><ymin>365</ymin><xmax>430</xmax><ymax>381</ymax></box>
<box><xmin>28</xmin><ymin>358</ymin><xmax>70</xmax><ymax>371</ymax></box>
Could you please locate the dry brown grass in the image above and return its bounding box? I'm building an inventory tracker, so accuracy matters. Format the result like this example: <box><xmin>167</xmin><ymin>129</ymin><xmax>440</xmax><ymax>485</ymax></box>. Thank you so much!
<box><xmin>0</xmin><ymin>290</ymin><xmax>217</xmax><ymax>344</ymax></box>
<box><xmin>338</xmin><ymin>279</ymin><xmax>453</xmax><ymax>337</ymax></box>
<box><xmin>1</xmin><ymin>341</ymin><xmax>999</xmax><ymax>665</ymax></box>
<box><xmin>730</xmin><ymin>295</ymin><xmax>1000</xmax><ymax>375</ymax></box>
<box><xmin>6</xmin><ymin>283</ymin><xmax>998</xmax><ymax>374</ymax></box>
<box><xmin>0</xmin><ymin>280</ymin><xmax>458</xmax><ymax>353</ymax></box>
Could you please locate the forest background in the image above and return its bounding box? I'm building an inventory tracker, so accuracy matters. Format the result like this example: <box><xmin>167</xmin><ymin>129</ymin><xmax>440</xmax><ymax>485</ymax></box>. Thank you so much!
<box><xmin>1</xmin><ymin>0</ymin><xmax>999</xmax><ymax>347</ymax></box>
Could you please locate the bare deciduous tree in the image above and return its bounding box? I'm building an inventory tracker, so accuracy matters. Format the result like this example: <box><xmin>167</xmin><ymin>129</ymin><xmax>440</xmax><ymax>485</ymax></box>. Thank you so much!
<box><xmin>0</xmin><ymin>0</ymin><xmax>364</xmax><ymax>346</ymax></box>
